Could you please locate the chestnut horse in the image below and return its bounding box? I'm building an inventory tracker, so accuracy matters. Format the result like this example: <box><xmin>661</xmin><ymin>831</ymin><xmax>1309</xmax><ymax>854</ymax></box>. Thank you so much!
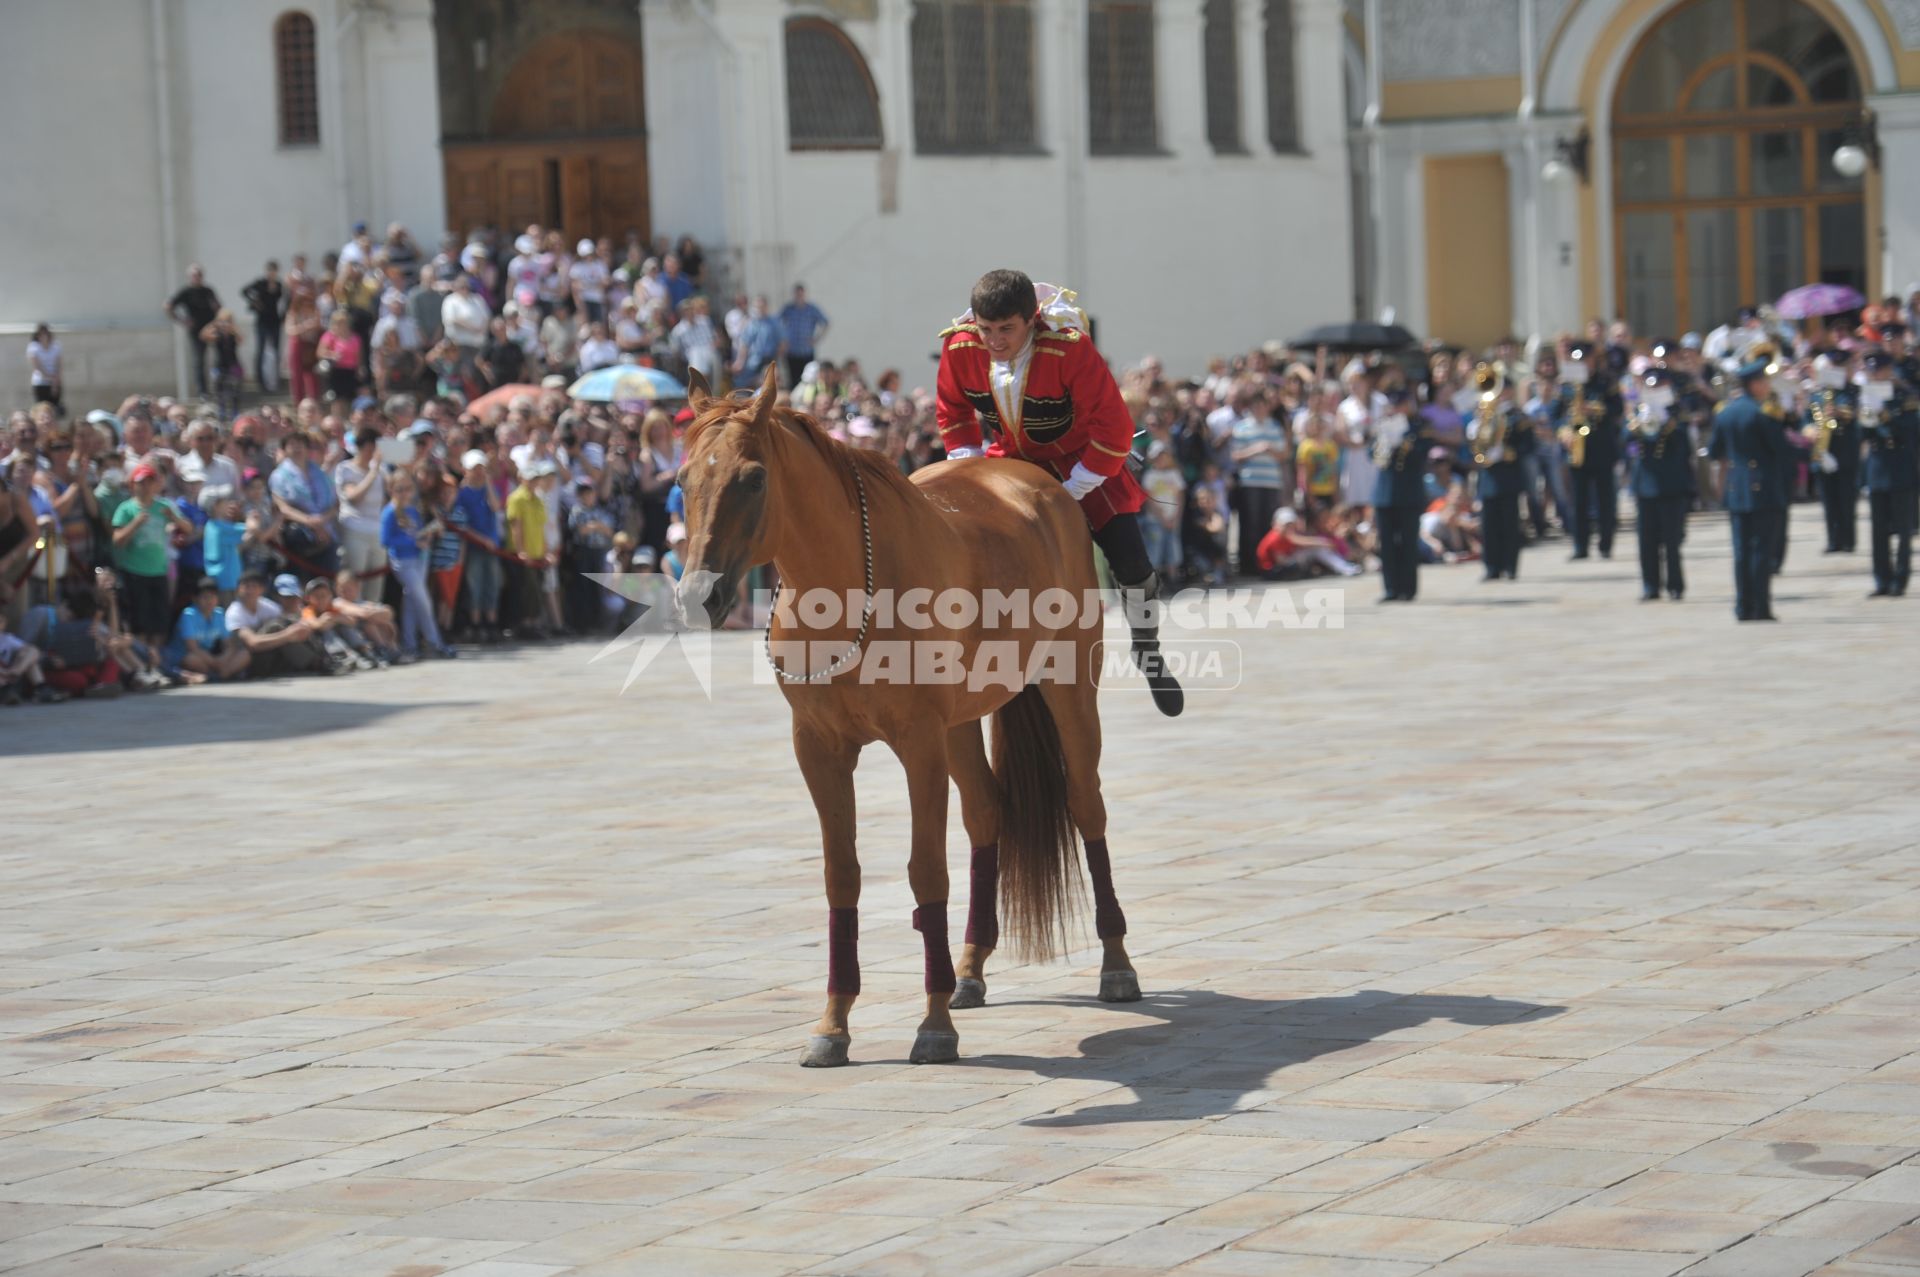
<box><xmin>676</xmin><ymin>366</ymin><xmax>1141</xmax><ymax>1067</ymax></box>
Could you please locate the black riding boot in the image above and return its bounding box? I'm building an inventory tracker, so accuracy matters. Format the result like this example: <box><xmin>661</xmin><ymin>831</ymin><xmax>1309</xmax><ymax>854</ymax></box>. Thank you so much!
<box><xmin>1118</xmin><ymin>571</ymin><xmax>1184</xmax><ymax>718</ymax></box>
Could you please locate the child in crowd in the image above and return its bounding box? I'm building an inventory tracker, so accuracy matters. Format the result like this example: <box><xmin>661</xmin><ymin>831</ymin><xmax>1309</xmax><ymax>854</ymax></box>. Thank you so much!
<box><xmin>0</xmin><ymin>609</ymin><xmax>66</xmax><ymax>704</ymax></box>
<box><xmin>168</xmin><ymin>577</ymin><xmax>250</xmax><ymax>682</ymax></box>
<box><xmin>1139</xmin><ymin>444</ymin><xmax>1186</xmax><ymax>579</ymax></box>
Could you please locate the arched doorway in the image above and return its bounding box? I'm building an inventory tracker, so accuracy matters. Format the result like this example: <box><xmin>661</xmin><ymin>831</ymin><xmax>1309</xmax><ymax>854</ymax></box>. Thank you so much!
<box><xmin>1613</xmin><ymin>0</ymin><xmax>1865</xmax><ymax>335</ymax></box>
<box><xmin>443</xmin><ymin>30</ymin><xmax>650</xmax><ymax>244</ymax></box>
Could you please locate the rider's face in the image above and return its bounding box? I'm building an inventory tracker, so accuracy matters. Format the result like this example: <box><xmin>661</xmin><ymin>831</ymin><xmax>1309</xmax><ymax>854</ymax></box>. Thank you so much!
<box><xmin>979</xmin><ymin>312</ymin><xmax>1036</xmax><ymax>361</ymax></box>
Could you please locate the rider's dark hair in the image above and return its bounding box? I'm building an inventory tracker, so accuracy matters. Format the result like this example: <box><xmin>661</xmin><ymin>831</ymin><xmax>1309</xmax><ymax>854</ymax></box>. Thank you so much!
<box><xmin>971</xmin><ymin>270</ymin><xmax>1038</xmax><ymax>323</ymax></box>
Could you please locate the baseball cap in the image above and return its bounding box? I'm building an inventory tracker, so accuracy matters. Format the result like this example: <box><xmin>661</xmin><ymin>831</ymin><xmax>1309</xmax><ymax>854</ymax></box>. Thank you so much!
<box><xmin>272</xmin><ymin>573</ymin><xmax>302</xmax><ymax>596</ymax></box>
<box><xmin>352</xmin><ymin>395</ymin><xmax>378</xmax><ymax>413</ymax></box>
<box><xmin>514</xmin><ymin>233</ymin><xmax>537</xmax><ymax>256</ymax></box>
<box><xmin>129</xmin><ymin>463</ymin><xmax>159</xmax><ymax>483</ymax></box>
<box><xmin>352</xmin><ymin>220</ymin><xmax>368</xmax><ymax>234</ymax></box>
<box><xmin>405</xmin><ymin>421</ymin><xmax>435</xmax><ymax>438</ymax></box>
<box><xmin>631</xmin><ymin>545</ymin><xmax>657</xmax><ymax>566</ymax></box>
<box><xmin>303</xmin><ymin>577</ymin><xmax>331</xmax><ymax>595</ymax></box>
<box><xmin>576</xmin><ymin>238</ymin><xmax>594</xmax><ymax>257</ymax></box>
<box><xmin>541</xmin><ymin>374</ymin><xmax>570</xmax><ymax>390</ymax></box>
<box><xmin>461</xmin><ymin>449</ymin><xmax>488</xmax><ymax>471</ymax></box>
<box><xmin>85</xmin><ymin>409</ymin><xmax>123</xmax><ymax>437</ymax></box>
<box><xmin>666</xmin><ymin>522</ymin><xmax>687</xmax><ymax>545</ymax></box>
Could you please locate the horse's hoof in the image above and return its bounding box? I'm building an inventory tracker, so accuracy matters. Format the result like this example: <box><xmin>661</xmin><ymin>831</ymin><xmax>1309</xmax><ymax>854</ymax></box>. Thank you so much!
<box><xmin>800</xmin><ymin>1035</ymin><xmax>851</xmax><ymax>1067</ymax></box>
<box><xmin>950</xmin><ymin>978</ymin><xmax>987</xmax><ymax>1010</ymax></box>
<box><xmin>1098</xmin><ymin>970</ymin><xmax>1142</xmax><ymax>1003</ymax></box>
<box><xmin>909</xmin><ymin>1030</ymin><xmax>959</xmax><ymax>1064</ymax></box>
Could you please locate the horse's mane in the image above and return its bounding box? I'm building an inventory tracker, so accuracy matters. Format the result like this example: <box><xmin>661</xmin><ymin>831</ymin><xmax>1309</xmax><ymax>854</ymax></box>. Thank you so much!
<box><xmin>686</xmin><ymin>394</ymin><xmax>925</xmax><ymax>510</ymax></box>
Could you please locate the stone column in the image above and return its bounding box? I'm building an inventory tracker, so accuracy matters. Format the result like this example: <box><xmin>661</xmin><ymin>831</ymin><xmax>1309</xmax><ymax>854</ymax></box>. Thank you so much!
<box><xmin>1869</xmin><ymin>93</ymin><xmax>1920</xmax><ymax>298</ymax></box>
<box><xmin>1155</xmin><ymin>0</ymin><xmax>1209</xmax><ymax>156</ymax></box>
<box><xmin>1292</xmin><ymin>0</ymin><xmax>1344</xmax><ymax>160</ymax></box>
<box><xmin>1232</xmin><ymin>0</ymin><xmax>1267</xmax><ymax>153</ymax></box>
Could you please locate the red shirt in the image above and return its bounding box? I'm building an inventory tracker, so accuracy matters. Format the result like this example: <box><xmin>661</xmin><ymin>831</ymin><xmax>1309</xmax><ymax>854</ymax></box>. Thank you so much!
<box><xmin>935</xmin><ymin>321</ymin><xmax>1144</xmax><ymax>530</ymax></box>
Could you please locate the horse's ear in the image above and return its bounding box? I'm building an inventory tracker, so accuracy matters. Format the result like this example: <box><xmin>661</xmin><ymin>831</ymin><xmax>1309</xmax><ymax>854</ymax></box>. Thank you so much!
<box><xmin>748</xmin><ymin>362</ymin><xmax>779</xmax><ymax>433</ymax></box>
<box><xmin>686</xmin><ymin>367</ymin><xmax>711</xmax><ymax>410</ymax></box>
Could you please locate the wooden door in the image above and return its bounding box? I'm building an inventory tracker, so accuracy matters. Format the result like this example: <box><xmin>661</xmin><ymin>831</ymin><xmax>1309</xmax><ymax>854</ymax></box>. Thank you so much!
<box><xmin>561</xmin><ymin>155</ymin><xmax>596</xmax><ymax>240</ymax></box>
<box><xmin>595</xmin><ymin>148</ymin><xmax>651</xmax><ymax>243</ymax></box>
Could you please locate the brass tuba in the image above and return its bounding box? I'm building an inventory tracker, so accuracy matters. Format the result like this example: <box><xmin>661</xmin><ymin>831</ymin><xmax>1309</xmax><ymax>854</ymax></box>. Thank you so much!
<box><xmin>1471</xmin><ymin>362</ymin><xmax>1508</xmax><ymax>467</ymax></box>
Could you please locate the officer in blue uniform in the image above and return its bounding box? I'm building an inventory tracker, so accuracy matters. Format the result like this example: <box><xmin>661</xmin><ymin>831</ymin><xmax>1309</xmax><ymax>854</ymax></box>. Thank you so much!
<box><xmin>1859</xmin><ymin>348</ymin><xmax>1919</xmax><ymax>596</ymax></box>
<box><xmin>1707</xmin><ymin>356</ymin><xmax>1787</xmax><ymax>621</ymax></box>
<box><xmin>1469</xmin><ymin>364</ymin><xmax>1534</xmax><ymax>581</ymax></box>
<box><xmin>1805</xmin><ymin>348</ymin><xmax>1862</xmax><ymax>554</ymax></box>
<box><xmin>1764</xmin><ymin>346</ymin><xmax>1808</xmax><ymax>576</ymax></box>
<box><xmin>1372</xmin><ymin>387</ymin><xmax>1430</xmax><ymax>603</ymax></box>
<box><xmin>1627</xmin><ymin>366</ymin><xmax>1694</xmax><ymax>600</ymax></box>
<box><xmin>1550</xmin><ymin>342</ymin><xmax>1623</xmax><ymax>560</ymax></box>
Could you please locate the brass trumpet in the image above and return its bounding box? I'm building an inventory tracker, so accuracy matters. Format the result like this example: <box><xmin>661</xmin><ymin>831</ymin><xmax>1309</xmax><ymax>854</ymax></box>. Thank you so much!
<box><xmin>1471</xmin><ymin>362</ymin><xmax>1508</xmax><ymax>467</ymax></box>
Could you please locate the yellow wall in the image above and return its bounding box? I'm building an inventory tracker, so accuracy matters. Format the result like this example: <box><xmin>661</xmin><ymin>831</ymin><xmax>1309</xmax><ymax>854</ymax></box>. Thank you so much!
<box><xmin>1424</xmin><ymin>154</ymin><xmax>1514</xmax><ymax>349</ymax></box>
<box><xmin>1382</xmin><ymin>77</ymin><xmax>1524</xmax><ymax>120</ymax></box>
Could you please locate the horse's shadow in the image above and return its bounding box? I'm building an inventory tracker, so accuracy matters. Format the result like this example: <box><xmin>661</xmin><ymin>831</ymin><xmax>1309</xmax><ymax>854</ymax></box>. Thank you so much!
<box><xmin>957</xmin><ymin>989</ymin><xmax>1563</xmax><ymax>1126</ymax></box>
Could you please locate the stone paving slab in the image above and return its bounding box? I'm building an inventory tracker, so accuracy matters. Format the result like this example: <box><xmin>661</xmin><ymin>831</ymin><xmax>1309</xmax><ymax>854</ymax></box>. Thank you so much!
<box><xmin>2</xmin><ymin>506</ymin><xmax>1918</xmax><ymax>1276</ymax></box>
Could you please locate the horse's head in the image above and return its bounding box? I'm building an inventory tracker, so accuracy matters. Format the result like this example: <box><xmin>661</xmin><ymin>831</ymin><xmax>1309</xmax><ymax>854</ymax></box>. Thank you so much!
<box><xmin>675</xmin><ymin>365</ymin><xmax>780</xmax><ymax>628</ymax></box>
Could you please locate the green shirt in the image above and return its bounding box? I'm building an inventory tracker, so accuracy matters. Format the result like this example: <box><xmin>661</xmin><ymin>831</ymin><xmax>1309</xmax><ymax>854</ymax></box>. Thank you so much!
<box><xmin>112</xmin><ymin>497</ymin><xmax>174</xmax><ymax>577</ymax></box>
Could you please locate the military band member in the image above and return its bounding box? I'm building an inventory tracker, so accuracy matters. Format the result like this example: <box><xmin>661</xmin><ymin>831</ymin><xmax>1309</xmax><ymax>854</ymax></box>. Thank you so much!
<box><xmin>1628</xmin><ymin>366</ymin><xmax>1694</xmax><ymax>601</ymax></box>
<box><xmin>1763</xmin><ymin>349</ymin><xmax>1808</xmax><ymax>576</ymax></box>
<box><xmin>1550</xmin><ymin>342</ymin><xmax>1623</xmax><ymax>560</ymax></box>
<box><xmin>1707</xmin><ymin>356</ymin><xmax>1788</xmax><ymax>622</ymax></box>
<box><xmin>1859</xmin><ymin>348</ymin><xmax>1920</xmax><ymax>597</ymax></box>
<box><xmin>1468</xmin><ymin>363</ymin><xmax>1533</xmax><ymax>581</ymax></box>
<box><xmin>1805</xmin><ymin>347</ymin><xmax>1861</xmax><ymax>554</ymax></box>
<box><xmin>1371</xmin><ymin>386</ymin><xmax>1429</xmax><ymax>603</ymax></box>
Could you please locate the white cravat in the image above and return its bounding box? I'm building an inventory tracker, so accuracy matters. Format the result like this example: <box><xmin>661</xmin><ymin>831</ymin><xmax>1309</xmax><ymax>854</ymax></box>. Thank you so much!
<box><xmin>989</xmin><ymin>333</ymin><xmax>1036</xmax><ymax>435</ymax></box>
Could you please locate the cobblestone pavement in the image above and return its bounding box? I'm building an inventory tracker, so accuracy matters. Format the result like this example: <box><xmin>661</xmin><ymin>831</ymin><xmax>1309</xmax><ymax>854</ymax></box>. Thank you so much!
<box><xmin>4</xmin><ymin>504</ymin><xmax>1919</xmax><ymax>1277</ymax></box>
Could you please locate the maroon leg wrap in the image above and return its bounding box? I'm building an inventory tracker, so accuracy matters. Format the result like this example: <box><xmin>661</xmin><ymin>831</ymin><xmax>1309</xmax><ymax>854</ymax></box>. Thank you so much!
<box><xmin>826</xmin><ymin>907</ymin><xmax>860</xmax><ymax>996</ymax></box>
<box><xmin>964</xmin><ymin>843</ymin><xmax>1000</xmax><ymax>950</ymax></box>
<box><xmin>912</xmin><ymin>901</ymin><xmax>957</xmax><ymax>994</ymax></box>
<box><xmin>1084</xmin><ymin>838</ymin><xmax>1127</xmax><ymax>939</ymax></box>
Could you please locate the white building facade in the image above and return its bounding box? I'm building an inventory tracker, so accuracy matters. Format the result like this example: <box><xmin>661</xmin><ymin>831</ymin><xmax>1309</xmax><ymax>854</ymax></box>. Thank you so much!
<box><xmin>5</xmin><ymin>0</ymin><xmax>1920</xmax><ymax>407</ymax></box>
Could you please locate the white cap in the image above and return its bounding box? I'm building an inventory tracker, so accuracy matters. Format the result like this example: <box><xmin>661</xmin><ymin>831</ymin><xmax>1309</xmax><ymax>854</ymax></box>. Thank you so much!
<box><xmin>514</xmin><ymin>233</ymin><xmax>537</xmax><ymax>256</ymax></box>
<box><xmin>461</xmin><ymin>449</ymin><xmax>488</xmax><ymax>471</ymax></box>
<box><xmin>577</xmin><ymin>238</ymin><xmax>594</xmax><ymax>257</ymax></box>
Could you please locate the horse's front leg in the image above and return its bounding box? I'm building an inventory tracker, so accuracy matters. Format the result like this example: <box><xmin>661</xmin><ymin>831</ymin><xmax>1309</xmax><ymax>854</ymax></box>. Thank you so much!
<box><xmin>894</xmin><ymin>729</ymin><xmax>958</xmax><ymax>1063</ymax></box>
<box><xmin>795</xmin><ymin>726</ymin><xmax>861</xmax><ymax>1067</ymax></box>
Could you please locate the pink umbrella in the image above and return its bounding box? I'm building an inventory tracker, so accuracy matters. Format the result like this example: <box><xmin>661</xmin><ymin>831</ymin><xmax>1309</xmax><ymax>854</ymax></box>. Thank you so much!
<box><xmin>1776</xmin><ymin>283</ymin><xmax>1865</xmax><ymax>320</ymax></box>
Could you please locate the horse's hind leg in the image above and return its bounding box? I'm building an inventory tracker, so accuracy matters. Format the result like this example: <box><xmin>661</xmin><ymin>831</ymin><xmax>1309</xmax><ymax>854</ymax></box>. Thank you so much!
<box><xmin>1037</xmin><ymin>676</ymin><xmax>1142</xmax><ymax>1004</ymax></box>
<box><xmin>895</xmin><ymin>728</ymin><xmax>959</xmax><ymax>1063</ymax></box>
<box><xmin>795</xmin><ymin>728</ymin><xmax>861</xmax><ymax>1066</ymax></box>
<box><xmin>947</xmin><ymin>719</ymin><xmax>1000</xmax><ymax>1010</ymax></box>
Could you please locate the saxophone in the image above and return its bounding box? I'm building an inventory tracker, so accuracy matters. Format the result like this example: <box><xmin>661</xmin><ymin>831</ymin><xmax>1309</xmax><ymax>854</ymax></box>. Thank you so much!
<box><xmin>1809</xmin><ymin>393</ymin><xmax>1835</xmax><ymax>468</ymax></box>
<box><xmin>1559</xmin><ymin>384</ymin><xmax>1590</xmax><ymax>469</ymax></box>
<box><xmin>1471</xmin><ymin>362</ymin><xmax>1507</xmax><ymax>467</ymax></box>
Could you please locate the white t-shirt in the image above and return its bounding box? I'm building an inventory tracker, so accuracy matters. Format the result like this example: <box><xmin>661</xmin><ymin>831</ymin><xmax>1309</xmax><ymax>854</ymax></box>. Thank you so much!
<box><xmin>570</xmin><ymin>258</ymin><xmax>609</xmax><ymax>305</ymax></box>
<box><xmin>371</xmin><ymin>314</ymin><xmax>421</xmax><ymax>352</ymax></box>
<box><xmin>441</xmin><ymin>292</ymin><xmax>490</xmax><ymax>348</ymax></box>
<box><xmin>333</xmin><ymin>458</ymin><xmax>387</xmax><ymax>535</ymax></box>
<box><xmin>577</xmin><ymin>337</ymin><xmax>620</xmax><ymax>372</ymax></box>
<box><xmin>226</xmin><ymin>596</ymin><xmax>285</xmax><ymax>632</ymax></box>
<box><xmin>27</xmin><ymin>339</ymin><xmax>60</xmax><ymax>386</ymax></box>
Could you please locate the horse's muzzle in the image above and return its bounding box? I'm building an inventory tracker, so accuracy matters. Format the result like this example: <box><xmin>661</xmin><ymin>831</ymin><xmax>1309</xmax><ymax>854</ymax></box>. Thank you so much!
<box><xmin>676</xmin><ymin>567</ymin><xmax>738</xmax><ymax>629</ymax></box>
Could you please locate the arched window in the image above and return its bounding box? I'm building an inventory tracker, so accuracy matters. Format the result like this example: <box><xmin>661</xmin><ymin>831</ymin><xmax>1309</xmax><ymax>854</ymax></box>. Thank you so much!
<box><xmin>1264</xmin><ymin>0</ymin><xmax>1298</xmax><ymax>152</ymax></box>
<box><xmin>1089</xmin><ymin>0</ymin><xmax>1157</xmax><ymax>154</ymax></box>
<box><xmin>1204</xmin><ymin>0</ymin><xmax>1242</xmax><ymax>153</ymax></box>
<box><xmin>275</xmin><ymin>11</ymin><xmax>320</xmax><ymax>147</ymax></box>
<box><xmin>786</xmin><ymin>18</ymin><xmax>883</xmax><ymax>150</ymax></box>
<box><xmin>910</xmin><ymin>0</ymin><xmax>1037</xmax><ymax>154</ymax></box>
<box><xmin>1614</xmin><ymin>0</ymin><xmax>1865</xmax><ymax>334</ymax></box>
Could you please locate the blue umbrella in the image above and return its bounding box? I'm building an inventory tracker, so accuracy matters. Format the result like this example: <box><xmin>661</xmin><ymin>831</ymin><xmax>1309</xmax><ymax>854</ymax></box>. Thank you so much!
<box><xmin>568</xmin><ymin>365</ymin><xmax>690</xmax><ymax>403</ymax></box>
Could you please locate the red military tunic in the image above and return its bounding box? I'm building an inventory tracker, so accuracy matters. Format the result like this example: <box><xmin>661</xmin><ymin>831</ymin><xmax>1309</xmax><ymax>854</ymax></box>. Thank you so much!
<box><xmin>935</xmin><ymin>320</ymin><xmax>1146</xmax><ymax>531</ymax></box>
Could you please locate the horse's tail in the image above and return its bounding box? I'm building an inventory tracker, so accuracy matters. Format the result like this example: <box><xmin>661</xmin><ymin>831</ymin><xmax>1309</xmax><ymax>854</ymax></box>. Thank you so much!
<box><xmin>991</xmin><ymin>684</ymin><xmax>1082</xmax><ymax>963</ymax></box>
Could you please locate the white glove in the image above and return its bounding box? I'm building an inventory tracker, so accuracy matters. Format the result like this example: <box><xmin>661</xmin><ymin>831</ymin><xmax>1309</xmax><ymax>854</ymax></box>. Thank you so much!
<box><xmin>1819</xmin><ymin>452</ymin><xmax>1839</xmax><ymax>475</ymax></box>
<box><xmin>944</xmin><ymin>446</ymin><xmax>982</xmax><ymax>459</ymax></box>
<box><xmin>1061</xmin><ymin>462</ymin><xmax>1105</xmax><ymax>500</ymax></box>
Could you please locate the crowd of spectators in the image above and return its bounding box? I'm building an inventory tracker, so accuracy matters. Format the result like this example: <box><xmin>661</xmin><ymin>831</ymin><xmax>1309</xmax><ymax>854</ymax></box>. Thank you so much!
<box><xmin>12</xmin><ymin>225</ymin><xmax>1915</xmax><ymax>708</ymax></box>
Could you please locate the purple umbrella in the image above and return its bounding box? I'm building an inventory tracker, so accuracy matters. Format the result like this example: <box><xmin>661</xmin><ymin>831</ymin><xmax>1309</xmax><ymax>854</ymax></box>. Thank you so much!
<box><xmin>1776</xmin><ymin>283</ymin><xmax>1866</xmax><ymax>319</ymax></box>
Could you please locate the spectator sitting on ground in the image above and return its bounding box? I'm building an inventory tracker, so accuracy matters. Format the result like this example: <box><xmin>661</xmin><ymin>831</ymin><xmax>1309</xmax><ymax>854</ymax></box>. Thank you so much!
<box><xmin>40</xmin><ymin>577</ymin><xmax>167</xmax><ymax>695</ymax></box>
<box><xmin>225</xmin><ymin>570</ymin><xmax>324</xmax><ymax>675</ymax></box>
<box><xmin>301</xmin><ymin>576</ymin><xmax>381</xmax><ymax>670</ymax></box>
<box><xmin>168</xmin><ymin>577</ymin><xmax>250</xmax><ymax>682</ymax></box>
<box><xmin>1256</xmin><ymin>507</ymin><xmax>1362</xmax><ymax>579</ymax></box>
<box><xmin>330</xmin><ymin>568</ymin><xmax>399</xmax><ymax>655</ymax></box>
<box><xmin>1420</xmin><ymin>484</ymin><xmax>1481</xmax><ymax>564</ymax></box>
<box><xmin>0</xmin><ymin>607</ymin><xmax>66</xmax><ymax>704</ymax></box>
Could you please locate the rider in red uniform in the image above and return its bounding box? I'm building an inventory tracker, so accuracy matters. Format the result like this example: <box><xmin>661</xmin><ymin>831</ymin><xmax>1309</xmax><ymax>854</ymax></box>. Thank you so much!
<box><xmin>936</xmin><ymin>269</ymin><xmax>1182</xmax><ymax>716</ymax></box>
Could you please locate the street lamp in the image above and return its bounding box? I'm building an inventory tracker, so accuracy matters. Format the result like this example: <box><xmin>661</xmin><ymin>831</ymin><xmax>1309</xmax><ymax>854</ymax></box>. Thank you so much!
<box><xmin>1541</xmin><ymin>129</ymin><xmax>1590</xmax><ymax>184</ymax></box>
<box><xmin>1831</xmin><ymin>111</ymin><xmax>1879</xmax><ymax>178</ymax></box>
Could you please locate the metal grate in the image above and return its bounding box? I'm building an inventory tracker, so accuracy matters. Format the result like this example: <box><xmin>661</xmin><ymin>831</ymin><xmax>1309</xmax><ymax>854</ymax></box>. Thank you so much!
<box><xmin>276</xmin><ymin>11</ymin><xmax>319</xmax><ymax>147</ymax></box>
<box><xmin>786</xmin><ymin>18</ymin><xmax>883</xmax><ymax>149</ymax></box>
<box><xmin>910</xmin><ymin>0</ymin><xmax>1037</xmax><ymax>154</ymax></box>
<box><xmin>1265</xmin><ymin>0</ymin><xmax>1298</xmax><ymax>152</ymax></box>
<box><xmin>1204</xmin><ymin>0</ymin><xmax>1241</xmax><ymax>152</ymax></box>
<box><xmin>1089</xmin><ymin>0</ymin><xmax>1157</xmax><ymax>155</ymax></box>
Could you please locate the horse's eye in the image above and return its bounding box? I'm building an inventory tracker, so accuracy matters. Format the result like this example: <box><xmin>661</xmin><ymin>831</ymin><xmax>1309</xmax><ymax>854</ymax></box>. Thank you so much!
<box><xmin>741</xmin><ymin>468</ymin><xmax>766</xmax><ymax>492</ymax></box>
